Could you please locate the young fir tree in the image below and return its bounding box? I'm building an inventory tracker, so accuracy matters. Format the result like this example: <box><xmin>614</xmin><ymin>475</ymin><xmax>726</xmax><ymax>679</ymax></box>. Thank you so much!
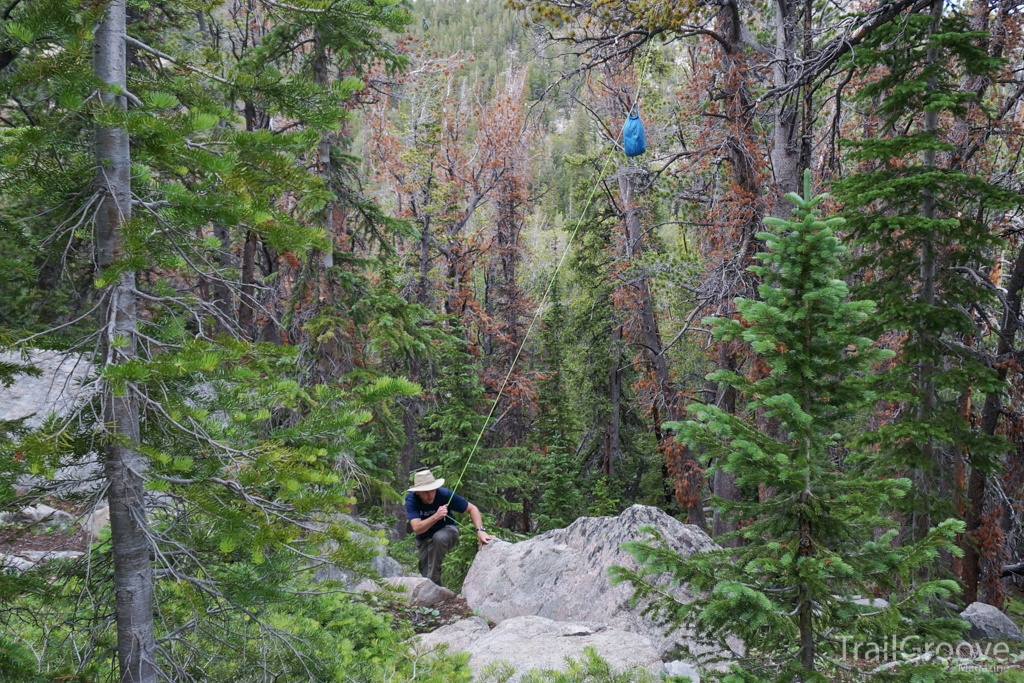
<box><xmin>534</xmin><ymin>278</ymin><xmax>584</xmax><ymax>530</ymax></box>
<box><xmin>614</xmin><ymin>173</ymin><xmax>973</xmax><ymax>683</ymax></box>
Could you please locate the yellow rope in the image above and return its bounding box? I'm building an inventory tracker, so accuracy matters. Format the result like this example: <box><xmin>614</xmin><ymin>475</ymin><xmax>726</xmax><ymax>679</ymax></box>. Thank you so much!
<box><xmin>446</xmin><ymin>45</ymin><xmax>657</xmax><ymax>506</ymax></box>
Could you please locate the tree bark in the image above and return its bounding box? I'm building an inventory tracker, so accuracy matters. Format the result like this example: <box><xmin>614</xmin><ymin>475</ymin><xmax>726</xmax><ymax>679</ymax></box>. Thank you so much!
<box><xmin>238</xmin><ymin>229</ymin><xmax>258</xmax><ymax>340</ymax></box>
<box><xmin>617</xmin><ymin>167</ymin><xmax>706</xmax><ymax>527</ymax></box>
<box><xmin>964</xmin><ymin>241</ymin><xmax>1024</xmax><ymax>604</ymax></box>
<box><xmin>769</xmin><ymin>0</ymin><xmax>800</xmax><ymax>208</ymax></box>
<box><xmin>313</xmin><ymin>29</ymin><xmax>335</xmax><ymax>271</ymax></box>
<box><xmin>712</xmin><ymin>345</ymin><xmax>741</xmax><ymax>546</ymax></box>
<box><xmin>94</xmin><ymin>1</ymin><xmax>157</xmax><ymax>680</ymax></box>
<box><xmin>797</xmin><ymin>0</ymin><xmax>814</xmax><ymax>174</ymax></box>
<box><xmin>211</xmin><ymin>223</ymin><xmax>234</xmax><ymax>336</ymax></box>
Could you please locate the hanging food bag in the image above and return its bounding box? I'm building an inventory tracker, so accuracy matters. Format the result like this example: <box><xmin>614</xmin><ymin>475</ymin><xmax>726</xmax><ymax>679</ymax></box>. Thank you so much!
<box><xmin>622</xmin><ymin>108</ymin><xmax>646</xmax><ymax>158</ymax></box>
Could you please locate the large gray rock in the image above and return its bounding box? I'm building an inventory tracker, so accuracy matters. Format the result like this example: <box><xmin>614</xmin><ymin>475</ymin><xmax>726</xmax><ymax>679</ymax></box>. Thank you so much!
<box><xmin>17</xmin><ymin>550</ymin><xmax>83</xmax><ymax>563</ymax></box>
<box><xmin>0</xmin><ymin>351</ymin><xmax>92</xmax><ymax>427</ymax></box>
<box><xmin>420</xmin><ymin>615</ymin><xmax>663</xmax><ymax>682</ymax></box>
<box><xmin>0</xmin><ymin>554</ymin><xmax>35</xmax><ymax>572</ymax></box>
<box><xmin>850</xmin><ymin>597</ymin><xmax>889</xmax><ymax>611</ymax></box>
<box><xmin>961</xmin><ymin>602</ymin><xmax>1024</xmax><ymax>641</ymax></box>
<box><xmin>79</xmin><ymin>503</ymin><xmax>110</xmax><ymax>541</ymax></box>
<box><xmin>463</xmin><ymin>504</ymin><xmax>717</xmax><ymax>657</ymax></box>
<box><xmin>0</xmin><ymin>550</ymin><xmax>84</xmax><ymax>572</ymax></box>
<box><xmin>0</xmin><ymin>351</ymin><xmax>101</xmax><ymax>495</ymax></box>
<box><xmin>15</xmin><ymin>504</ymin><xmax>74</xmax><ymax>530</ymax></box>
<box><xmin>385</xmin><ymin>576</ymin><xmax>455</xmax><ymax>607</ymax></box>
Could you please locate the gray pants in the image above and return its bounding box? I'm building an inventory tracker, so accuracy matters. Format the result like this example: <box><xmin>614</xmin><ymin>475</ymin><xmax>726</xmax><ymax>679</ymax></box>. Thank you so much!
<box><xmin>417</xmin><ymin>525</ymin><xmax>459</xmax><ymax>587</ymax></box>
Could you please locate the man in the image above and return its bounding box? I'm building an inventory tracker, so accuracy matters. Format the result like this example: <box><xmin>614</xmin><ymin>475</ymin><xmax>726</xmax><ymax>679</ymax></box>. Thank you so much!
<box><xmin>405</xmin><ymin>468</ymin><xmax>493</xmax><ymax>587</ymax></box>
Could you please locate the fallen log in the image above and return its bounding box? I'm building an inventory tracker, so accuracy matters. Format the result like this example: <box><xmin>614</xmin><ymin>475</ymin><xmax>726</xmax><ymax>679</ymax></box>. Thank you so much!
<box><xmin>1002</xmin><ymin>562</ymin><xmax>1024</xmax><ymax>578</ymax></box>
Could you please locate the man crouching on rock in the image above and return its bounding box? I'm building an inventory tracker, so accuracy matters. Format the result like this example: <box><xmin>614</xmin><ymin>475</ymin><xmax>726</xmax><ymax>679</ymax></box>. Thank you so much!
<box><xmin>405</xmin><ymin>468</ymin><xmax>492</xmax><ymax>587</ymax></box>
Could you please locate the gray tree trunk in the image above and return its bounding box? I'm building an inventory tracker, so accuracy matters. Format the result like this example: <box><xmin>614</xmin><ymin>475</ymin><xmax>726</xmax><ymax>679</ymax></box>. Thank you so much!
<box><xmin>617</xmin><ymin>167</ymin><xmax>706</xmax><ymax>528</ymax></box>
<box><xmin>94</xmin><ymin>1</ymin><xmax>157</xmax><ymax>680</ymax></box>
<box><xmin>313</xmin><ymin>32</ymin><xmax>335</xmax><ymax>272</ymax></box>
<box><xmin>711</xmin><ymin>346</ymin><xmax>741</xmax><ymax>546</ymax></box>
<box><xmin>769</xmin><ymin>0</ymin><xmax>800</xmax><ymax>210</ymax></box>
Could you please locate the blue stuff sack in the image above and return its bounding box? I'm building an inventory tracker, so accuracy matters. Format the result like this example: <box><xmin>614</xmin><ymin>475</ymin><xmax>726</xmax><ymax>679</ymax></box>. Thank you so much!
<box><xmin>623</xmin><ymin>108</ymin><xmax>646</xmax><ymax>157</ymax></box>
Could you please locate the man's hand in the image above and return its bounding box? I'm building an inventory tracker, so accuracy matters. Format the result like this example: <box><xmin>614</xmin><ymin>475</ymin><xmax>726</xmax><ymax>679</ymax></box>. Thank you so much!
<box><xmin>476</xmin><ymin>529</ymin><xmax>493</xmax><ymax>546</ymax></box>
<box><xmin>434</xmin><ymin>504</ymin><xmax>449</xmax><ymax>520</ymax></box>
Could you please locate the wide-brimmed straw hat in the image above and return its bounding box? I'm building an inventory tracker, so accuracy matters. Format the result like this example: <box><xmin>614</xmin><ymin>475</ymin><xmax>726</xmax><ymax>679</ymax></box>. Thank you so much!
<box><xmin>408</xmin><ymin>468</ymin><xmax>445</xmax><ymax>492</ymax></box>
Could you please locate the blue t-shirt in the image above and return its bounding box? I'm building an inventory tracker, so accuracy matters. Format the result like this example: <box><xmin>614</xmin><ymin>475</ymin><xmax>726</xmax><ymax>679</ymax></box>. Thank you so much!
<box><xmin>405</xmin><ymin>487</ymin><xmax>468</xmax><ymax>540</ymax></box>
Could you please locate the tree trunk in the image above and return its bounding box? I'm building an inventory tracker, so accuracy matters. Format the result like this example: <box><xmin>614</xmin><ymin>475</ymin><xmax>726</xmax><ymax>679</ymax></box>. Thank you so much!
<box><xmin>313</xmin><ymin>30</ymin><xmax>335</xmax><ymax>272</ymax></box>
<box><xmin>797</xmin><ymin>489</ymin><xmax>815</xmax><ymax>677</ymax></box>
<box><xmin>964</xmin><ymin>241</ymin><xmax>1024</xmax><ymax>604</ymax></box>
<box><xmin>211</xmin><ymin>223</ymin><xmax>234</xmax><ymax>336</ymax></box>
<box><xmin>238</xmin><ymin>229</ymin><xmax>258</xmax><ymax>340</ymax></box>
<box><xmin>770</xmin><ymin>0</ymin><xmax>800</xmax><ymax>208</ymax></box>
<box><xmin>418</xmin><ymin>215</ymin><xmax>432</xmax><ymax>306</ymax></box>
<box><xmin>797</xmin><ymin>0</ymin><xmax>814</xmax><ymax>174</ymax></box>
<box><xmin>702</xmin><ymin>0</ymin><xmax>763</xmax><ymax>532</ymax></box>
<box><xmin>94</xmin><ymin>2</ymin><xmax>157</xmax><ymax>680</ymax></box>
<box><xmin>617</xmin><ymin>167</ymin><xmax>705</xmax><ymax>526</ymax></box>
<box><xmin>712</xmin><ymin>345</ymin><xmax>741</xmax><ymax>546</ymax></box>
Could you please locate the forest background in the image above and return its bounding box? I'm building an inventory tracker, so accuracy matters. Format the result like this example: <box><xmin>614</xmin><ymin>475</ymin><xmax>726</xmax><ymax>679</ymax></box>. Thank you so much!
<box><xmin>0</xmin><ymin>0</ymin><xmax>1023</xmax><ymax>679</ymax></box>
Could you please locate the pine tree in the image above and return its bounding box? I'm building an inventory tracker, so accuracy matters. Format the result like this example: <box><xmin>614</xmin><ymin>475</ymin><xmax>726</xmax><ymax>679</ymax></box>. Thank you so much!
<box><xmin>832</xmin><ymin>4</ymin><xmax>1018</xmax><ymax>566</ymax></box>
<box><xmin>534</xmin><ymin>278</ymin><xmax>584</xmax><ymax>530</ymax></box>
<box><xmin>613</xmin><ymin>173</ymin><xmax>970</xmax><ymax>682</ymax></box>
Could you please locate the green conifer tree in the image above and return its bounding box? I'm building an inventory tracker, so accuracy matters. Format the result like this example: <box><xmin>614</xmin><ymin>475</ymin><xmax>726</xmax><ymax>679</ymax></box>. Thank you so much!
<box><xmin>614</xmin><ymin>173</ymin><xmax>973</xmax><ymax>682</ymax></box>
<box><xmin>832</xmin><ymin>5</ymin><xmax>1018</xmax><ymax>555</ymax></box>
<box><xmin>534</xmin><ymin>278</ymin><xmax>584</xmax><ymax>530</ymax></box>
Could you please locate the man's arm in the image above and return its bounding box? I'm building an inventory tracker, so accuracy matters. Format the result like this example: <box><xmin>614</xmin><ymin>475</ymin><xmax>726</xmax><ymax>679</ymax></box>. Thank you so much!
<box><xmin>409</xmin><ymin>504</ymin><xmax>448</xmax><ymax>535</ymax></box>
<box><xmin>466</xmin><ymin>503</ymin><xmax>493</xmax><ymax>545</ymax></box>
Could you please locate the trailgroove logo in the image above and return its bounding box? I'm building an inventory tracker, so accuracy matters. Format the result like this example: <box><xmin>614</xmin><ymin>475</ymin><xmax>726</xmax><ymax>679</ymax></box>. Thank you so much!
<box><xmin>838</xmin><ymin>635</ymin><xmax>1020</xmax><ymax>671</ymax></box>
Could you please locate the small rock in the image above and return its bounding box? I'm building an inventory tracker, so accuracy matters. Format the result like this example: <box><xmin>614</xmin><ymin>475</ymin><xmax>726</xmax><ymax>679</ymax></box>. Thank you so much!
<box><xmin>310</xmin><ymin>517</ymin><xmax>404</xmax><ymax>587</ymax></box>
<box><xmin>350</xmin><ymin>578</ymin><xmax>380</xmax><ymax>593</ymax></box>
<box><xmin>961</xmin><ymin>602</ymin><xmax>1024</xmax><ymax>642</ymax></box>
<box><xmin>0</xmin><ymin>554</ymin><xmax>34</xmax><ymax>572</ymax></box>
<box><xmin>80</xmin><ymin>503</ymin><xmax>110</xmax><ymax>539</ymax></box>
<box><xmin>17</xmin><ymin>504</ymin><xmax>74</xmax><ymax>530</ymax></box>
<box><xmin>384</xmin><ymin>576</ymin><xmax>455</xmax><ymax>607</ymax></box>
<box><xmin>851</xmin><ymin>597</ymin><xmax>889</xmax><ymax>610</ymax></box>
<box><xmin>372</xmin><ymin>553</ymin><xmax>405</xmax><ymax>579</ymax></box>
<box><xmin>664</xmin><ymin>661</ymin><xmax>700</xmax><ymax>682</ymax></box>
<box><xmin>0</xmin><ymin>511</ymin><xmax>14</xmax><ymax>525</ymax></box>
<box><xmin>313</xmin><ymin>564</ymin><xmax>354</xmax><ymax>585</ymax></box>
<box><xmin>418</xmin><ymin>616</ymin><xmax>490</xmax><ymax>653</ymax></box>
<box><xmin>18</xmin><ymin>550</ymin><xmax>83</xmax><ymax>563</ymax></box>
